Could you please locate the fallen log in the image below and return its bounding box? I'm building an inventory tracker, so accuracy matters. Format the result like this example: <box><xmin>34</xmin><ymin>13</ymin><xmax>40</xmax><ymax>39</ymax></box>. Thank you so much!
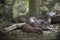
<box><xmin>51</xmin><ymin>16</ymin><xmax>60</xmax><ymax>24</ymax></box>
<box><xmin>5</xmin><ymin>22</ymin><xmax>26</xmax><ymax>31</ymax></box>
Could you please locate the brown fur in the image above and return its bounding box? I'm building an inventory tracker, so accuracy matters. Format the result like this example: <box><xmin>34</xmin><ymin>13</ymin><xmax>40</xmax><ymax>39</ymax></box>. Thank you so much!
<box><xmin>20</xmin><ymin>24</ymin><xmax>43</xmax><ymax>33</ymax></box>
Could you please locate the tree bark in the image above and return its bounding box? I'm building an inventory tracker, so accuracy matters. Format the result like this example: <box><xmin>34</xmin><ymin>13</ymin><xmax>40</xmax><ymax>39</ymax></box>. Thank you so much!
<box><xmin>29</xmin><ymin>0</ymin><xmax>38</xmax><ymax>17</ymax></box>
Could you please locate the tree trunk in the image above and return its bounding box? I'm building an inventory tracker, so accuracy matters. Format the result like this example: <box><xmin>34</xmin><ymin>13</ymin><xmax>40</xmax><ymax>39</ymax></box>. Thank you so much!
<box><xmin>29</xmin><ymin>0</ymin><xmax>39</xmax><ymax>17</ymax></box>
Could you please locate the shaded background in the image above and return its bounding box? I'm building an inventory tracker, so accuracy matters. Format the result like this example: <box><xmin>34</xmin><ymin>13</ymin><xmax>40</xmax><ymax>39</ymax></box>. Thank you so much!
<box><xmin>0</xmin><ymin>0</ymin><xmax>60</xmax><ymax>40</ymax></box>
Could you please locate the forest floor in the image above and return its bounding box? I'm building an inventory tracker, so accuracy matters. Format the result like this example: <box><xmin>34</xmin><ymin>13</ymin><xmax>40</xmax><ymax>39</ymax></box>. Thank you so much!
<box><xmin>5</xmin><ymin>30</ymin><xmax>56</xmax><ymax>40</ymax></box>
<box><xmin>0</xmin><ymin>23</ymin><xmax>59</xmax><ymax>40</ymax></box>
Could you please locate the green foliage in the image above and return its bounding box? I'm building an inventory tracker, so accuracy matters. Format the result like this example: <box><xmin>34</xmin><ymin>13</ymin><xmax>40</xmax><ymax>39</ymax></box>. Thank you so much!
<box><xmin>0</xmin><ymin>0</ymin><xmax>60</xmax><ymax>23</ymax></box>
<box><xmin>23</xmin><ymin>0</ymin><xmax>29</xmax><ymax>2</ymax></box>
<box><xmin>5</xmin><ymin>0</ymin><xmax>15</xmax><ymax>5</ymax></box>
<box><xmin>39</xmin><ymin>5</ymin><xmax>48</xmax><ymax>12</ymax></box>
<box><xmin>12</xmin><ymin>0</ymin><xmax>29</xmax><ymax>19</ymax></box>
